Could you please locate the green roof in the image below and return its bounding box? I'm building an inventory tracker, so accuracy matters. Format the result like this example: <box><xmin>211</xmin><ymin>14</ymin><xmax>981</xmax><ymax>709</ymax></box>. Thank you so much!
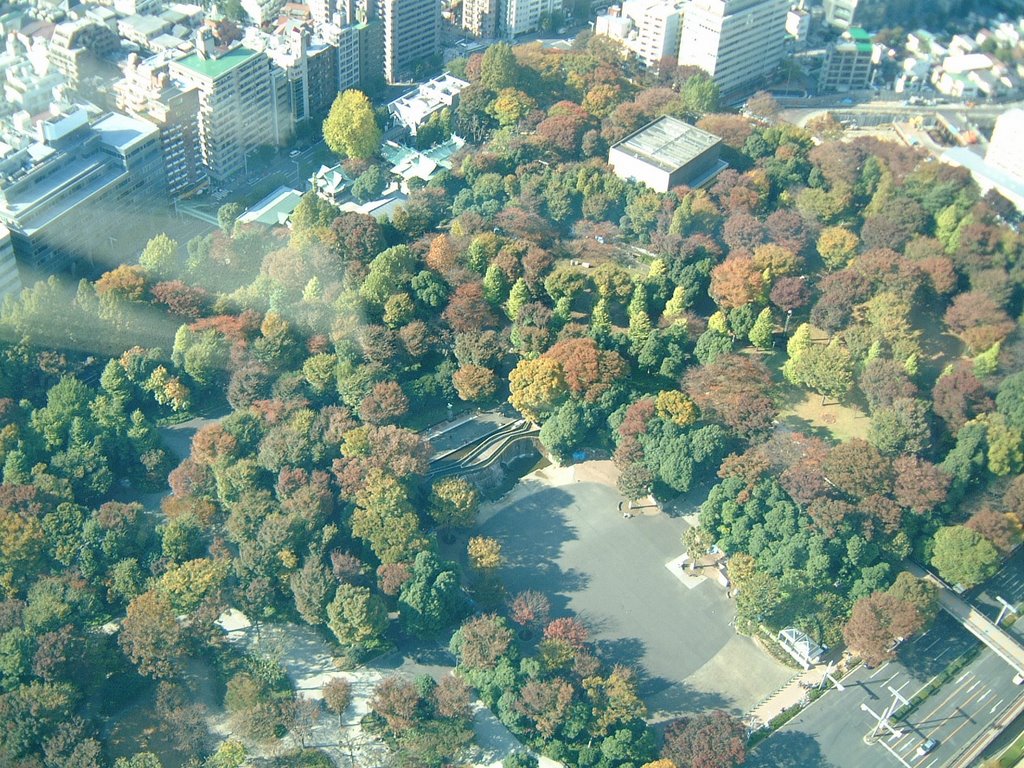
<box><xmin>175</xmin><ymin>46</ymin><xmax>260</xmax><ymax>79</ymax></box>
<box><xmin>848</xmin><ymin>27</ymin><xmax>871</xmax><ymax>40</ymax></box>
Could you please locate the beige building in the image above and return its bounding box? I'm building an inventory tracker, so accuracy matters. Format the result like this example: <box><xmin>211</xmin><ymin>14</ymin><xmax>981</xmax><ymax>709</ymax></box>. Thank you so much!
<box><xmin>596</xmin><ymin>0</ymin><xmax>685</xmax><ymax>70</ymax></box>
<box><xmin>462</xmin><ymin>0</ymin><xmax>497</xmax><ymax>37</ymax></box>
<box><xmin>382</xmin><ymin>0</ymin><xmax>439</xmax><ymax>83</ymax></box>
<box><xmin>169</xmin><ymin>32</ymin><xmax>292</xmax><ymax>180</ymax></box>
<box><xmin>501</xmin><ymin>0</ymin><xmax>560</xmax><ymax>37</ymax></box>
<box><xmin>115</xmin><ymin>53</ymin><xmax>205</xmax><ymax>196</ymax></box>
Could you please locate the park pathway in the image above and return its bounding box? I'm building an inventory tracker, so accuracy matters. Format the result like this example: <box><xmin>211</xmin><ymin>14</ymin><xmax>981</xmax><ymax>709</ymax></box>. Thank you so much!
<box><xmin>217</xmin><ymin>610</ymin><xmax>560</xmax><ymax>767</ymax></box>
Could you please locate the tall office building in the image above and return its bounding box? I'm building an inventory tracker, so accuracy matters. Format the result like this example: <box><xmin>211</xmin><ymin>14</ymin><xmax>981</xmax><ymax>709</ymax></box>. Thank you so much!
<box><xmin>501</xmin><ymin>0</ymin><xmax>560</xmax><ymax>37</ymax></box>
<box><xmin>382</xmin><ymin>0</ymin><xmax>440</xmax><ymax>83</ymax></box>
<box><xmin>115</xmin><ymin>53</ymin><xmax>205</xmax><ymax>197</ymax></box>
<box><xmin>169</xmin><ymin>30</ymin><xmax>292</xmax><ymax>181</ymax></box>
<box><xmin>462</xmin><ymin>0</ymin><xmax>497</xmax><ymax>37</ymax></box>
<box><xmin>677</xmin><ymin>0</ymin><xmax>788</xmax><ymax>95</ymax></box>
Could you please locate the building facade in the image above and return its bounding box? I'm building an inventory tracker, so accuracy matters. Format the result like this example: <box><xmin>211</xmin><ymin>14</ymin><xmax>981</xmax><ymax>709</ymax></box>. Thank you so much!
<box><xmin>818</xmin><ymin>27</ymin><xmax>876</xmax><ymax>92</ymax></box>
<box><xmin>462</xmin><ymin>0</ymin><xmax>497</xmax><ymax>37</ymax></box>
<box><xmin>0</xmin><ymin>108</ymin><xmax>165</xmax><ymax>278</ymax></box>
<box><xmin>0</xmin><ymin>225</ymin><xmax>22</xmax><ymax>302</ymax></box>
<box><xmin>382</xmin><ymin>0</ymin><xmax>439</xmax><ymax>83</ymax></box>
<box><xmin>114</xmin><ymin>53</ymin><xmax>205</xmax><ymax>197</ymax></box>
<box><xmin>596</xmin><ymin>0</ymin><xmax>685</xmax><ymax>70</ymax></box>
<box><xmin>169</xmin><ymin>33</ymin><xmax>292</xmax><ymax>181</ymax></box>
<box><xmin>677</xmin><ymin>0</ymin><xmax>788</xmax><ymax>96</ymax></box>
<box><xmin>501</xmin><ymin>0</ymin><xmax>560</xmax><ymax>37</ymax></box>
<box><xmin>987</xmin><ymin>109</ymin><xmax>1024</xmax><ymax>180</ymax></box>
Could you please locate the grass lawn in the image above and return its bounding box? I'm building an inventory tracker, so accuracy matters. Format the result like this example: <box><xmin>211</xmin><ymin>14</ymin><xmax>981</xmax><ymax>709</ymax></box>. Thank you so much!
<box><xmin>778</xmin><ymin>391</ymin><xmax>871</xmax><ymax>443</ymax></box>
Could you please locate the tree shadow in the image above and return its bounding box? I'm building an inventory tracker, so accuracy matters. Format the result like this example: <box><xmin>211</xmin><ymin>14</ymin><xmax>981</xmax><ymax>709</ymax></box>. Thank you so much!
<box><xmin>746</xmin><ymin>730</ymin><xmax>839</xmax><ymax>768</ymax></box>
<box><xmin>643</xmin><ymin>677</ymin><xmax>732</xmax><ymax>721</ymax></box>
<box><xmin>777</xmin><ymin>414</ymin><xmax>836</xmax><ymax>444</ymax></box>
<box><xmin>482</xmin><ymin>485</ymin><xmax>585</xmax><ymax>609</ymax></box>
<box><xmin>895</xmin><ymin>615</ymin><xmax>977</xmax><ymax>680</ymax></box>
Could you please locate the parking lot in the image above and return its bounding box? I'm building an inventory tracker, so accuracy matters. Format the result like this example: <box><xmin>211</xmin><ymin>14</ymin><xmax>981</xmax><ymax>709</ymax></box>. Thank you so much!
<box><xmin>478</xmin><ymin>466</ymin><xmax>794</xmax><ymax>720</ymax></box>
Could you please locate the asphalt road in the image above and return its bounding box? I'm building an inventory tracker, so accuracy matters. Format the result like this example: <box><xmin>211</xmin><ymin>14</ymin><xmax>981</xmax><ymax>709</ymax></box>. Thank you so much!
<box><xmin>973</xmin><ymin>549</ymin><xmax>1024</xmax><ymax>644</ymax></box>
<box><xmin>747</xmin><ymin>613</ymin><xmax>1024</xmax><ymax>768</ymax></box>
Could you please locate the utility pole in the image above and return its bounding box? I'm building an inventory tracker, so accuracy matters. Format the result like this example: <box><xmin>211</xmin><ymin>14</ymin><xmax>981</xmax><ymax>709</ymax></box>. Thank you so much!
<box><xmin>818</xmin><ymin>660</ymin><xmax>845</xmax><ymax>691</ymax></box>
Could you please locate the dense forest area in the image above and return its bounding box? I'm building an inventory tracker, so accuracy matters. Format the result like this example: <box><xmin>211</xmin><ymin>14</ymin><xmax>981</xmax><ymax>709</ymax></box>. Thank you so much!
<box><xmin>0</xmin><ymin>34</ymin><xmax>1022</xmax><ymax>768</ymax></box>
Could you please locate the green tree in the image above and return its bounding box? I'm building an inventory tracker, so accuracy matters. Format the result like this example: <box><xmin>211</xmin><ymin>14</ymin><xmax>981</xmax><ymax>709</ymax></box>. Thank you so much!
<box><xmin>139</xmin><ymin>233</ymin><xmax>179</xmax><ymax>277</ymax></box>
<box><xmin>217</xmin><ymin>202</ymin><xmax>243</xmax><ymax>235</ymax></box>
<box><xmin>677</xmin><ymin>73</ymin><xmax>720</xmax><ymax>118</ymax></box>
<box><xmin>323</xmin><ymin>90</ymin><xmax>382</xmax><ymax>160</ymax></box>
<box><xmin>290</xmin><ymin>555</ymin><xmax>334</xmax><ymax>625</ymax></box>
<box><xmin>748</xmin><ymin>307</ymin><xmax>774</xmax><ymax>349</ymax></box>
<box><xmin>352</xmin><ymin>165</ymin><xmax>386</xmax><ymax>203</ymax></box>
<box><xmin>887</xmin><ymin>572</ymin><xmax>938</xmax><ymax>626</ymax></box>
<box><xmin>931</xmin><ymin>525</ymin><xmax>1000</xmax><ymax>588</ymax></box>
<box><xmin>398</xmin><ymin>551</ymin><xmax>465</xmax><ymax>637</ymax></box>
<box><xmin>480</xmin><ymin>43</ymin><xmax>519</xmax><ymax>90</ymax></box>
<box><xmin>327</xmin><ymin>583</ymin><xmax>388</xmax><ymax>650</ymax></box>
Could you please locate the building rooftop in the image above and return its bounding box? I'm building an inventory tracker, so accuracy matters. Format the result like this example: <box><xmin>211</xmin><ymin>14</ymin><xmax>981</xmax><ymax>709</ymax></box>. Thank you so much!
<box><xmin>92</xmin><ymin>112</ymin><xmax>159</xmax><ymax>153</ymax></box>
<box><xmin>611</xmin><ymin>115</ymin><xmax>721</xmax><ymax>173</ymax></box>
<box><xmin>388</xmin><ymin>73</ymin><xmax>469</xmax><ymax>130</ymax></box>
<box><xmin>238</xmin><ymin>185</ymin><xmax>302</xmax><ymax>226</ymax></box>
<box><xmin>174</xmin><ymin>45</ymin><xmax>260</xmax><ymax>79</ymax></box>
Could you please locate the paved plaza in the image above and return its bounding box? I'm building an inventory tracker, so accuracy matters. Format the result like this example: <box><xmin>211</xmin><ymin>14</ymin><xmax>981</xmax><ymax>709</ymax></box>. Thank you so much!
<box><xmin>478</xmin><ymin>463</ymin><xmax>794</xmax><ymax>720</ymax></box>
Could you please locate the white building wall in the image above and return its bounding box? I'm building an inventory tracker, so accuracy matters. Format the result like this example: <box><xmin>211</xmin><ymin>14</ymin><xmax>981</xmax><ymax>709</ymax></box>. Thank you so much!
<box><xmin>503</xmin><ymin>0</ymin><xmax>560</xmax><ymax>37</ymax></box>
<box><xmin>987</xmin><ymin>109</ymin><xmax>1024</xmax><ymax>180</ymax></box>
<box><xmin>678</xmin><ymin>0</ymin><xmax>788</xmax><ymax>95</ymax></box>
<box><xmin>608</xmin><ymin>147</ymin><xmax>672</xmax><ymax>192</ymax></box>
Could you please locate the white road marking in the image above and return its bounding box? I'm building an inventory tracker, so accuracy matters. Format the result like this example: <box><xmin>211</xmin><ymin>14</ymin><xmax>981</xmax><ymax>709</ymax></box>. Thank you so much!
<box><xmin>879</xmin><ymin>735</ymin><xmax>913</xmax><ymax>767</ymax></box>
<box><xmin>870</xmin><ymin>663</ymin><xmax>891</xmax><ymax>679</ymax></box>
<box><xmin>990</xmin><ymin>698</ymin><xmax>1005</xmax><ymax>713</ymax></box>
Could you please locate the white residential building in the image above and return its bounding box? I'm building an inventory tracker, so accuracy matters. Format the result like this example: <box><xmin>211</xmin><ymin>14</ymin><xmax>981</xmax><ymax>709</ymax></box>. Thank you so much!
<box><xmin>388</xmin><ymin>72</ymin><xmax>468</xmax><ymax>135</ymax></box>
<box><xmin>677</xmin><ymin>0</ymin><xmax>788</xmax><ymax>95</ymax></box>
<box><xmin>785</xmin><ymin>6</ymin><xmax>809</xmax><ymax>43</ymax></box>
<box><xmin>596</xmin><ymin>0</ymin><xmax>685</xmax><ymax>69</ymax></box>
<box><xmin>501</xmin><ymin>0</ymin><xmax>560</xmax><ymax>38</ymax></box>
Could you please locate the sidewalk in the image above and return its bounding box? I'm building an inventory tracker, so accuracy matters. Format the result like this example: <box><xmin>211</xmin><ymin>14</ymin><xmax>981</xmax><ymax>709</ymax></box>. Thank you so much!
<box><xmin>747</xmin><ymin>665</ymin><xmax>830</xmax><ymax>728</ymax></box>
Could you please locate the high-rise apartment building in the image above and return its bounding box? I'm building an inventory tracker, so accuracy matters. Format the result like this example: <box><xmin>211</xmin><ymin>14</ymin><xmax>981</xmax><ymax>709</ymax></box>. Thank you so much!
<box><xmin>596</xmin><ymin>0</ymin><xmax>685</xmax><ymax>69</ymax></box>
<box><xmin>382</xmin><ymin>0</ymin><xmax>440</xmax><ymax>83</ymax></box>
<box><xmin>501</xmin><ymin>0</ymin><xmax>560</xmax><ymax>37</ymax></box>
<box><xmin>169</xmin><ymin>31</ymin><xmax>292</xmax><ymax>181</ymax></box>
<box><xmin>114</xmin><ymin>53</ymin><xmax>205</xmax><ymax>196</ymax></box>
<box><xmin>462</xmin><ymin>0</ymin><xmax>497</xmax><ymax>37</ymax></box>
<box><xmin>677</xmin><ymin>0</ymin><xmax>788</xmax><ymax>95</ymax></box>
